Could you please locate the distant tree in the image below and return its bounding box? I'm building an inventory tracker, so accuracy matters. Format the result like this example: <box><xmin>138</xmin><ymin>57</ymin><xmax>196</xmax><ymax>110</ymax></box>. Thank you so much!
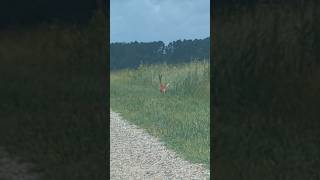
<box><xmin>110</xmin><ymin>37</ymin><xmax>210</xmax><ymax>70</ymax></box>
<box><xmin>0</xmin><ymin>0</ymin><xmax>99</xmax><ymax>28</ymax></box>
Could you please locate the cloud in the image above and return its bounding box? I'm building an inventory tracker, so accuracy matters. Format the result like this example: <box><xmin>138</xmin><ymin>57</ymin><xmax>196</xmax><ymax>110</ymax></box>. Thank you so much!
<box><xmin>111</xmin><ymin>0</ymin><xmax>210</xmax><ymax>44</ymax></box>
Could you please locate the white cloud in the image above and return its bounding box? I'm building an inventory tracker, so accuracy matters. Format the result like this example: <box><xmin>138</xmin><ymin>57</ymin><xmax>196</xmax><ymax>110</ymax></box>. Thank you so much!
<box><xmin>111</xmin><ymin>0</ymin><xmax>210</xmax><ymax>43</ymax></box>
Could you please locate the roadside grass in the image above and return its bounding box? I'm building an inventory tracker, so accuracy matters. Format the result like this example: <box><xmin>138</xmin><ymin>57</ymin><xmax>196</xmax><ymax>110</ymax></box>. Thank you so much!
<box><xmin>214</xmin><ymin>2</ymin><xmax>320</xmax><ymax>179</ymax></box>
<box><xmin>110</xmin><ymin>61</ymin><xmax>210</xmax><ymax>168</ymax></box>
<box><xmin>0</xmin><ymin>12</ymin><xmax>107</xmax><ymax>179</ymax></box>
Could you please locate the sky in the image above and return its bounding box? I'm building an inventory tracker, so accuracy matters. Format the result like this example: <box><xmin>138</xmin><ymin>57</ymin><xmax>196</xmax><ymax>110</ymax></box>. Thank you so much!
<box><xmin>110</xmin><ymin>0</ymin><xmax>210</xmax><ymax>44</ymax></box>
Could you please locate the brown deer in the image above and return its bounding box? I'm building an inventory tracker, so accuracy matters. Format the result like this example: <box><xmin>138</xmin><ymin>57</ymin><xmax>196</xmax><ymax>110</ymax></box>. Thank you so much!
<box><xmin>159</xmin><ymin>74</ymin><xmax>169</xmax><ymax>94</ymax></box>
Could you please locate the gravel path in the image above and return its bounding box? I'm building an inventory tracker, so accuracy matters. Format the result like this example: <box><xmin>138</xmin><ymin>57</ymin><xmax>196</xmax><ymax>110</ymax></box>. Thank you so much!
<box><xmin>110</xmin><ymin>110</ymin><xmax>210</xmax><ymax>180</ymax></box>
<box><xmin>0</xmin><ymin>147</ymin><xmax>39</xmax><ymax>180</ymax></box>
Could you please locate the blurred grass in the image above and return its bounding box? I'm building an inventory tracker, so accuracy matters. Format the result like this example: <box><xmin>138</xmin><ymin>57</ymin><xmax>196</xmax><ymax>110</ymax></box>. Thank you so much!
<box><xmin>0</xmin><ymin>12</ymin><xmax>107</xmax><ymax>179</ymax></box>
<box><xmin>214</xmin><ymin>2</ymin><xmax>320</xmax><ymax>179</ymax></box>
<box><xmin>110</xmin><ymin>60</ymin><xmax>210</xmax><ymax>168</ymax></box>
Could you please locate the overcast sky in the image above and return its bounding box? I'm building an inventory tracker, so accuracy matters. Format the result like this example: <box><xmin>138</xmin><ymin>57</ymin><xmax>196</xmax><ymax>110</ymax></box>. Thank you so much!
<box><xmin>111</xmin><ymin>0</ymin><xmax>210</xmax><ymax>44</ymax></box>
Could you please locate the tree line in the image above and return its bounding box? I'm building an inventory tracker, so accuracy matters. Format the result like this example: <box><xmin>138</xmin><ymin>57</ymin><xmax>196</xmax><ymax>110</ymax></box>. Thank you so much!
<box><xmin>110</xmin><ymin>37</ymin><xmax>210</xmax><ymax>70</ymax></box>
<box><xmin>0</xmin><ymin>0</ymin><xmax>103</xmax><ymax>29</ymax></box>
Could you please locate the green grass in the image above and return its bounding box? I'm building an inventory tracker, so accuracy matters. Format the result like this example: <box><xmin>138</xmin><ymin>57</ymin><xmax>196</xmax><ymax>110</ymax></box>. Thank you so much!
<box><xmin>0</xmin><ymin>12</ymin><xmax>107</xmax><ymax>179</ymax></box>
<box><xmin>110</xmin><ymin>61</ymin><xmax>210</xmax><ymax>167</ymax></box>
<box><xmin>214</xmin><ymin>2</ymin><xmax>320</xmax><ymax>179</ymax></box>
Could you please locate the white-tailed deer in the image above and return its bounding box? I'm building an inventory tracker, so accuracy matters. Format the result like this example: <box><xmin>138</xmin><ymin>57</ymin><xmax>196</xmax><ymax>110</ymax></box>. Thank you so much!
<box><xmin>159</xmin><ymin>74</ymin><xmax>169</xmax><ymax>94</ymax></box>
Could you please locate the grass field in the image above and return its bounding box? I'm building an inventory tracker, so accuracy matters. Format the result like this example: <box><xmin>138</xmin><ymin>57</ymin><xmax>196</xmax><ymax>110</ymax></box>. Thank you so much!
<box><xmin>213</xmin><ymin>2</ymin><xmax>320</xmax><ymax>179</ymax></box>
<box><xmin>110</xmin><ymin>60</ymin><xmax>210</xmax><ymax>167</ymax></box>
<box><xmin>0</xmin><ymin>12</ymin><xmax>107</xmax><ymax>179</ymax></box>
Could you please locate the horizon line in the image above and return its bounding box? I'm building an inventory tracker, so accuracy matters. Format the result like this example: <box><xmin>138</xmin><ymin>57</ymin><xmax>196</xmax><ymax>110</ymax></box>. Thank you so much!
<box><xmin>110</xmin><ymin>36</ymin><xmax>210</xmax><ymax>45</ymax></box>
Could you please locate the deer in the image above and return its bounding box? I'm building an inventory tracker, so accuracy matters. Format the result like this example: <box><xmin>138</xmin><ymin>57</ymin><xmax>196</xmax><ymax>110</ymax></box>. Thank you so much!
<box><xmin>159</xmin><ymin>74</ymin><xmax>170</xmax><ymax>94</ymax></box>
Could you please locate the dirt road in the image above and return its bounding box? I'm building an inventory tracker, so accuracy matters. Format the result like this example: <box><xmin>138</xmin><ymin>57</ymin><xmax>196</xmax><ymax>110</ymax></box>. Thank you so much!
<box><xmin>0</xmin><ymin>147</ymin><xmax>39</xmax><ymax>180</ymax></box>
<box><xmin>110</xmin><ymin>110</ymin><xmax>210</xmax><ymax>180</ymax></box>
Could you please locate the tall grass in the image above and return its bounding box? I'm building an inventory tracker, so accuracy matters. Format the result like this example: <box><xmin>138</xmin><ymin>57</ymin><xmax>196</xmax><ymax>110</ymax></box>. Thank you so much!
<box><xmin>0</xmin><ymin>12</ymin><xmax>107</xmax><ymax>179</ymax></box>
<box><xmin>110</xmin><ymin>60</ymin><xmax>210</xmax><ymax>167</ymax></box>
<box><xmin>214</xmin><ymin>2</ymin><xmax>320</xmax><ymax>179</ymax></box>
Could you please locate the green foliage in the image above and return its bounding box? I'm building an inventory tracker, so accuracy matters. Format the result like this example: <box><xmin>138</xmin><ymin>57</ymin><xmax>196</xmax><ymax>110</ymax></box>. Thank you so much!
<box><xmin>111</xmin><ymin>61</ymin><xmax>210</xmax><ymax>167</ymax></box>
<box><xmin>110</xmin><ymin>38</ymin><xmax>210</xmax><ymax>70</ymax></box>
<box><xmin>214</xmin><ymin>2</ymin><xmax>320</xmax><ymax>179</ymax></box>
<box><xmin>0</xmin><ymin>12</ymin><xmax>107</xmax><ymax>179</ymax></box>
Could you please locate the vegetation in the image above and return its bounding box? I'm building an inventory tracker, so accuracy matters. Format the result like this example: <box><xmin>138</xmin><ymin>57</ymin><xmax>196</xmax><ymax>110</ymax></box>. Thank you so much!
<box><xmin>110</xmin><ymin>37</ymin><xmax>210</xmax><ymax>70</ymax></box>
<box><xmin>110</xmin><ymin>60</ymin><xmax>210</xmax><ymax>167</ymax></box>
<box><xmin>0</xmin><ymin>0</ymin><xmax>100</xmax><ymax>28</ymax></box>
<box><xmin>213</xmin><ymin>1</ymin><xmax>320</xmax><ymax>179</ymax></box>
<box><xmin>0</xmin><ymin>12</ymin><xmax>107</xmax><ymax>179</ymax></box>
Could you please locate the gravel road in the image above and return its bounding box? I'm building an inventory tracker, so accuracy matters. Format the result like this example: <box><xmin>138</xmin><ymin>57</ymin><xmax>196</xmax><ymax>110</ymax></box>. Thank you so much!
<box><xmin>0</xmin><ymin>147</ymin><xmax>39</xmax><ymax>180</ymax></box>
<box><xmin>110</xmin><ymin>110</ymin><xmax>210</xmax><ymax>180</ymax></box>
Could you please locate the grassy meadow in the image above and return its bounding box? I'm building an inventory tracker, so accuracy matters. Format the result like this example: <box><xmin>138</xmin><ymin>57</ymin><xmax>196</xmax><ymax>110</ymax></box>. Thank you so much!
<box><xmin>0</xmin><ymin>12</ymin><xmax>107</xmax><ymax>179</ymax></box>
<box><xmin>110</xmin><ymin>61</ymin><xmax>210</xmax><ymax>167</ymax></box>
<box><xmin>214</xmin><ymin>2</ymin><xmax>320</xmax><ymax>179</ymax></box>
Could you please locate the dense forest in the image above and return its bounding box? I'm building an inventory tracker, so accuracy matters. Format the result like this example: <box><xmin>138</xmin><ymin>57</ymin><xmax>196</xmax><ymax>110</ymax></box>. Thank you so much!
<box><xmin>110</xmin><ymin>37</ymin><xmax>210</xmax><ymax>70</ymax></box>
